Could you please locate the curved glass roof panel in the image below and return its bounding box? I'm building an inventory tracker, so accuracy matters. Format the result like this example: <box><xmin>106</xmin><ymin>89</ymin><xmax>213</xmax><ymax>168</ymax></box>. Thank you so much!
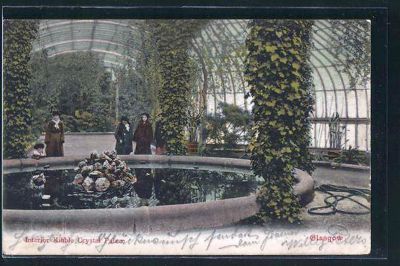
<box><xmin>33</xmin><ymin>19</ymin><xmax>141</xmax><ymax>67</ymax></box>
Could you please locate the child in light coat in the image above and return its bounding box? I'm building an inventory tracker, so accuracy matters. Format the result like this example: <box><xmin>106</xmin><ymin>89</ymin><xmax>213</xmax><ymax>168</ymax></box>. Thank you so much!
<box><xmin>32</xmin><ymin>143</ymin><xmax>46</xmax><ymax>160</ymax></box>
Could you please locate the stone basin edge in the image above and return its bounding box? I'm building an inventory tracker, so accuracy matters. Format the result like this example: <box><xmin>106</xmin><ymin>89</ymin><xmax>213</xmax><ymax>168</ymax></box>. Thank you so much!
<box><xmin>3</xmin><ymin>155</ymin><xmax>315</xmax><ymax>232</ymax></box>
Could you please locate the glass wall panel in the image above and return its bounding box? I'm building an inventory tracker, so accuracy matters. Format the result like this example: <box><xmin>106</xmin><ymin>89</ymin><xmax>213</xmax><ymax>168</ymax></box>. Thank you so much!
<box><xmin>336</xmin><ymin>90</ymin><xmax>347</xmax><ymax>118</ymax></box>
<box><xmin>366</xmin><ymin>124</ymin><xmax>371</xmax><ymax>151</ymax></box>
<box><xmin>225</xmin><ymin>93</ymin><xmax>235</xmax><ymax>105</ymax></box>
<box><xmin>207</xmin><ymin>94</ymin><xmax>216</xmax><ymax>114</ymax></box>
<box><xmin>314</xmin><ymin>123</ymin><xmax>328</xmax><ymax>148</ymax></box>
<box><xmin>357</xmin><ymin>124</ymin><xmax>368</xmax><ymax>150</ymax></box>
<box><xmin>366</xmin><ymin>90</ymin><xmax>371</xmax><ymax>119</ymax></box>
<box><xmin>345</xmin><ymin>123</ymin><xmax>356</xmax><ymax>148</ymax></box>
<box><xmin>326</xmin><ymin>66</ymin><xmax>344</xmax><ymax>89</ymax></box>
<box><xmin>357</xmin><ymin>90</ymin><xmax>368</xmax><ymax>118</ymax></box>
<box><xmin>346</xmin><ymin>90</ymin><xmax>357</xmax><ymax>118</ymax></box>
<box><xmin>325</xmin><ymin>91</ymin><xmax>336</xmax><ymax>118</ymax></box>
<box><xmin>235</xmin><ymin>94</ymin><xmax>245</xmax><ymax>110</ymax></box>
<box><xmin>313</xmin><ymin>69</ymin><xmax>325</xmax><ymax>91</ymax></box>
<box><xmin>315</xmin><ymin>91</ymin><xmax>326</xmax><ymax>118</ymax></box>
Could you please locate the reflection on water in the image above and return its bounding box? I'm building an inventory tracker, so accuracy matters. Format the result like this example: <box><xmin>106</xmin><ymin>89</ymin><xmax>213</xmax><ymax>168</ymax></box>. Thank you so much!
<box><xmin>4</xmin><ymin>167</ymin><xmax>262</xmax><ymax>210</ymax></box>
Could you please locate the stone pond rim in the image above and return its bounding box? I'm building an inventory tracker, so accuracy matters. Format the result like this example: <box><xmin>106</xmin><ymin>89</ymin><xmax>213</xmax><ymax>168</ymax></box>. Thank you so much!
<box><xmin>3</xmin><ymin>155</ymin><xmax>315</xmax><ymax>232</ymax></box>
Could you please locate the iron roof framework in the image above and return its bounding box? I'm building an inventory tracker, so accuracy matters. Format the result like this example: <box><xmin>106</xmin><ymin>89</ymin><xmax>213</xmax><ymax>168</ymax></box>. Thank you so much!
<box><xmin>32</xmin><ymin>19</ymin><xmax>371</xmax><ymax>150</ymax></box>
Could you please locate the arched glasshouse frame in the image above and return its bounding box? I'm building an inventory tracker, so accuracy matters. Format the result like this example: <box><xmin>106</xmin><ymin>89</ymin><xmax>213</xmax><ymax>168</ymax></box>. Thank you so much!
<box><xmin>30</xmin><ymin>19</ymin><xmax>370</xmax><ymax>152</ymax></box>
<box><xmin>2</xmin><ymin>15</ymin><xmax>373</xmax><ymax>256</ymax></box>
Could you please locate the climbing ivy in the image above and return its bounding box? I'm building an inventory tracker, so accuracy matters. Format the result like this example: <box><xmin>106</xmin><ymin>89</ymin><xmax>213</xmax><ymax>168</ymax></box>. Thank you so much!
<box><xmin>148</xmin><ymin>20</ymin><xmax>205</xmax><ymax>155</ymax></box>
<box><xmin>3</xmin><ymin>20</ymin><xmax>39</xmax><ymax>159</ymax></box>
<box><xmin>245</xmin><ymin>20</ymin><xmax>315</xmax><ymax>223</ymax></box>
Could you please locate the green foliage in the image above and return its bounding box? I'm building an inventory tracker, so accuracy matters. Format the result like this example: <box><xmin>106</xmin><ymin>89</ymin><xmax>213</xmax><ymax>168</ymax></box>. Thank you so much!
<box><xmin>114</xmin><ymin>22</ymin><xmax>163</xmax><ymax>128</ymax></box>
<box><xmin>206</xmin><ymin>102</ymin><xmax>252</xmax><ymax>149</ymax></box>
<box><xmin>148</xmin><ymin>20</ymin><xmax>206</xmax><ymax>155</ymax></box>
<box><xmin>138</xmin><ymin>24</ymin><xmax>163</xmax><ymax>119</ymax></box>
<box><xmin>245</xmin><ymin>20</ymin><xmax>315</xmax><ymax>223</ymax></box>
<box><xmin>334</xmin><ymin>146</ymin><xmax>369</xmax><ymax>165</ymax></box>
<box><xmin>3</xmin><ymin>20</ymin><xmax>39</xmax><ymax>158</ymax></box>
<box><xmin>311</xmin><ymin>151</ymin><xmax>329</xmax><ymax>162</ymax></box>
<box><xmin>115</xmin><ymin>64</ymin><xmax>154</xmax><ymax>128</ymax></box>
<box><xmin>329</xmin><ymin>20</ymin><xmax>371</xmax><ymax>89</ymax></box>
<box><xmin>29</xmin><ymin>51</ymin><xmax>115</xmax><ymax>133</ymax></box>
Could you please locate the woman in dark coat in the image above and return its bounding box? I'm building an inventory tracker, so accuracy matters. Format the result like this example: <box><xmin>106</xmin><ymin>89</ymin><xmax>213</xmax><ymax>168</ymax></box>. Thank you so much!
<box><xmin>114</xmin><ymin>116</ymin><xmax>134</xmax><ymax>155</ymax></box>
<box><xmin>132</xmin><ymin>113</ymin><xmax>153</xmax><ymax>205</ymax></box>
<box><xmin>133</xmin><ymin>113</ymin><xmax>153</xmax><ymax>155</ymax></box>
<box><xmin>45</xmin><ymin>111</ymin><xmax>64</xmax><ymax>157</ymax></box>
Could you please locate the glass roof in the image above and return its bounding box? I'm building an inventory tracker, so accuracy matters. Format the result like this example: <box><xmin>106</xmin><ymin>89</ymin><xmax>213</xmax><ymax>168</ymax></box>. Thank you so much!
<box><xmin>32</xmin><ymin>19</ymin><xmax>371</xmax><ymax>150</ymax></box>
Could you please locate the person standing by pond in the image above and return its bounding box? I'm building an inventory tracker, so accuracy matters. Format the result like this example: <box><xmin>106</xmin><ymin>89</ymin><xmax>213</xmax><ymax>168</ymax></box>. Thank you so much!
<box><xmin>153</xmin><ymin>114</ymin><xmax>167</xmax><ymax>202</ymax></box>
<box><xmin>133</xmin><ymin>113</ymin><xmax>154</xmax><ymax>206</ymax></box>
<box><xmin>114</xmin><ymin>115</ymin><xmax>134</xmax><ymax>155</ymax></box>
<box><xmin>133</xmin><ymin>113</ymin><xmax>153</xmax><ymax>155</ymax></box>
<box><xmin>45</xmin><ymin>111</ymin><xmax>64</xmax><ymax>157</ymax></box>
<box><xmin>154</xmin><ymin>116</ymin><xmax>167</xmax><ymax>155</ymax></box>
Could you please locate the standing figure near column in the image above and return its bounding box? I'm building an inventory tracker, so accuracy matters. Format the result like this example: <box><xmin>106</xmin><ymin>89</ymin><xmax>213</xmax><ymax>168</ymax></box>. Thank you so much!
<box><xmin>45</xmin><ymin>111</ymin><xmax>64</xmax><ymax>157</ymax></box>
<box><xmin>153</xmin><ymin>114</ymin><xmax>167</xmax><ymax>201</ymax></box>
<box><xmin>154</xmin><ymin>115</ymin><xmax>167</xmax><ymax>155</ymax></box>
<box><xmin>133</xmin><ymin>113</ymin><xmax>154</xmax><ymax>206</ymax></box>
<box><xmin>114</xmin><ymin>115</ymin><xmax>134</xmax><ymax>155</ymax></box>
<box><xmin>133</xmin><ymin>113</ymin><xmax>153</xmax><ymax>155</ymax></box>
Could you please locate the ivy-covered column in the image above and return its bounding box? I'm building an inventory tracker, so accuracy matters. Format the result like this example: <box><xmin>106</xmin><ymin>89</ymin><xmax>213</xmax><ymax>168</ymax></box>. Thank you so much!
<box><xmin>3</xmin><ymin>20</ymin><xmax>38</xmax><ymax>159</ymax></box>
<box><xmin>150</xmin><ymin>20</ymin><xmax>203</xmax><ymax>155</ymax></box>
<box><xmin>245</xmin><ymin>20</ymin><xmax>315</xmax><ymax>223</ymax></box>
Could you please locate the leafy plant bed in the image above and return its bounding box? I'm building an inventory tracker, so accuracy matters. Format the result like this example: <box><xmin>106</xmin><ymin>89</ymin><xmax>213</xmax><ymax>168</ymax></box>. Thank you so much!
<box><xmin>311</xmin><ymin>146</ymin><xmax>370</xmax><ymax>166</ymax></box>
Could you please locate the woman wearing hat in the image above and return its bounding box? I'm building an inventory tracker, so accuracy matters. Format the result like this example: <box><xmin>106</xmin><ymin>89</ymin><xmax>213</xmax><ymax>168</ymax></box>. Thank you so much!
<box><xmin>114</xmin><ymin>115</ymin><xmax>134</xmax><ymax>155</ymax></box>
<box><xmin>132</xmin><ymin>113</ymin><xmax>154</xmax><ymax>206</ymax></box>
<box><xmin>44</xmin><ymin>111</ymin><xmax>64</xmax><ymax>157</ymax></box>
<box><xmin>133</xmin><ymin>113</ymin><xmax>153</xmax><ymax>155</ymax></box>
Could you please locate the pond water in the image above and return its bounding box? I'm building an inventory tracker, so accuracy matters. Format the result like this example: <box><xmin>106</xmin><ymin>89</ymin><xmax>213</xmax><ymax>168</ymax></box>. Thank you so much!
<box><xmin>3</xmin><ymin>165</ymin><xmax>263</xmax><ymax>210</ymax></box>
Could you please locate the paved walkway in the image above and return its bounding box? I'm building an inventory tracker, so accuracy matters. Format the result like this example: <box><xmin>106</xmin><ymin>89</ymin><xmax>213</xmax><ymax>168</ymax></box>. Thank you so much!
<box><xmin>36</xmin><ymin>133</ymin><xmax>116</xmax><ymax>156</ymax></box>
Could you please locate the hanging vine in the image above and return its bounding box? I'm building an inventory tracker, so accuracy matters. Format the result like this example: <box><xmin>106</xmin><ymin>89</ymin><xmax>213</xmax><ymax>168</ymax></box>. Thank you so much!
<box><xmin>329</xmin><ymin>20</ymin><xmax>371</xmax><ymax>89</ymax></box>
<box><xmin>245</xmin><ymin>20</ymin><xmax>315</xmax><ymax>223</ymax></box>
<box><xmin>3</xmin><ymin>20</ymin><xmax>39</xmax><ymax>159</ymax></box>
<box><xmin>135</xmin><ymin>22</ymin><xmax>163</xmax><ymax>120</ymax></box>
<box><xmin>148</xmin><ymin>20</ymin><xmax>206</xmax><ymax>155</ymax></box>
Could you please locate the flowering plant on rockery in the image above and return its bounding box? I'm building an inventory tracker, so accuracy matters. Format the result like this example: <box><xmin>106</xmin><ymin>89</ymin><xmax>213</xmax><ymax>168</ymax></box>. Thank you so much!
<box><xmin>72</xmin><ymin>151</ymin><xmax>137</xmax><ymax>194</ymax></box>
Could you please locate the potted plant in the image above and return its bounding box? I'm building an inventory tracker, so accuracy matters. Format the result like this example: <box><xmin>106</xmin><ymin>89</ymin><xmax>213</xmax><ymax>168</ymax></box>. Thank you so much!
<box><xmin>204</xmin><ymin>103</ymin><xmax>252</xmax><ymax>157</ymax></box>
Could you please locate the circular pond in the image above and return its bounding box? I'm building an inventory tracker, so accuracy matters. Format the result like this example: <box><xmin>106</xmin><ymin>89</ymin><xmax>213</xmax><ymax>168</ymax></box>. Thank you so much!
<box><xmin>3</xmin><ymin>155</ymin><xmax>314</xmax><ymax>232</ymax></box>
<box><xmin>3</xmin><ymin>166</ymin><xmax>262</xmax><ymax>210</ymax></box>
